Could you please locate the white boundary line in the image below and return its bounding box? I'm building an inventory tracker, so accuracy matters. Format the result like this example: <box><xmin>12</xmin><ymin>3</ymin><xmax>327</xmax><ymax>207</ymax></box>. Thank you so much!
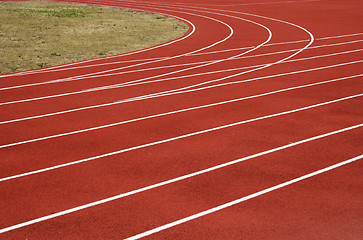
<box><xmin>1</xmin><ymin>59</ymin><xmax>361</xmax><ymax>125</ymax></box>
<box><xmin>1</xmin><ymin>73</ymin><xmax>362</xmax><ymax>149</ymax></box>
<box><xmin>0</xmin><ymin>124</ymin><xmax>361</xmax><ymax>234</ymax></box>
<box><xmin>125</xmin><ymin>154</ymin><xmax>363</xmax><ymax>240</ymax></box>
<box><xmin>1</xmin><ymin>93</ymin><xmax>362</xmax><ymax>183</ymax></box>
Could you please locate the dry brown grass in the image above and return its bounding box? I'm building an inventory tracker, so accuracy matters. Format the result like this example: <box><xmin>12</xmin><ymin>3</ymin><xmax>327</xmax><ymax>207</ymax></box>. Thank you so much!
<box><xmin>0</xmin><ymin>1</ymin><xmax>189</xmax><ymax>74</ymax></box>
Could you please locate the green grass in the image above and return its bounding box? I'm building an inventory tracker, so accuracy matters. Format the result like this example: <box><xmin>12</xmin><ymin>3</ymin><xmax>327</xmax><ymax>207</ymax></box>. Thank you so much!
<box><xmin>0</xmin><ymin>1</ymin><xmax>189</xmax><ymax>74</ymax></box>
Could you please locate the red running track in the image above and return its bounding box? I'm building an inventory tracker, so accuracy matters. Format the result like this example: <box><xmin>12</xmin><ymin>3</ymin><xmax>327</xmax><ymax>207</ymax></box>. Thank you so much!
<box><xmin>0</xmin><ymin>0</ymin><xmax>362</xmax><ymax>239</ymax></box>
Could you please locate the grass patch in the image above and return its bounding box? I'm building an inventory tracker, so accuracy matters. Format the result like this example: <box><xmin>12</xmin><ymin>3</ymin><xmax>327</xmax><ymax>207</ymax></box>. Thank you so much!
<box><xmin>0</xmin><ymin>1</ymin><xmax>189</xmax><ymax>74</ymax></box>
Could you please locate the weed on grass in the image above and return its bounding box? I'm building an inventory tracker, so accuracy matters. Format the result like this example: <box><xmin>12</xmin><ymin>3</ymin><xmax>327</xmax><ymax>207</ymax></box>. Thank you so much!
<box><xmin>37</xmin><ymin>63</ymin><xmax>46</xmax><ymax>68</ymax></box>
<box><xmin>51</xmin><ymin>52</ymin><xmax>61</xmax><ymax>56</ymax></box>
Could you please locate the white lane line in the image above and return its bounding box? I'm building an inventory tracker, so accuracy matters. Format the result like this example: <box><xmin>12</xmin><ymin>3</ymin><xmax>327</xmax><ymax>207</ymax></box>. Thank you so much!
<box><xmin>0</xmin><ymin>124</ymin><xmax>361</xmax><ymax>235</ymax></box>
<box><xmin>2</xmin><ymin>32</ymin><xmax>361</xmax><ymax>79</ymax></box>
<box><xmin>320</xmin><ymin>32</ymin><xmax>363</xmax><ymax>40</ymax></box>
<box><xmin>125</xmin><ymin>154</ymin><xmax>363</xmax><ymax>240</ymax></box>
<box><xmin>1</xmin><ymin>59</ymin><xmax>361</xmax><ymax>125</ymax></box>
<box><xmin>2</xmin><ymin>39</ymin><xmax>362</xmax><ymax>91</ymax></box>
<box><xmin>1</xmin><ymin>93</ymin><xmax>362</xmax><ymax>183</ymax></box>
<box><xmin>1</xmin><ymin>73</ymin><xmax>362</xmax><ymax>149</ymax></box>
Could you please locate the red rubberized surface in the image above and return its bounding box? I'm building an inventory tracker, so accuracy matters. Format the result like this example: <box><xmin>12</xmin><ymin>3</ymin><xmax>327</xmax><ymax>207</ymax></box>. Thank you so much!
<box><xmin>0</xmin><ymin>0</ymin><xmax>362</xmax><ymax>239</ymax></box>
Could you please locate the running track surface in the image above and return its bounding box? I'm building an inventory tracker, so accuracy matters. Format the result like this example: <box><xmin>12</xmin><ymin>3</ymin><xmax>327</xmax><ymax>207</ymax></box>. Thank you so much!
<box><xmin>0</xmin><ymin>0</ymin><xmax>362</xmax><ymax>239</ymax></box>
